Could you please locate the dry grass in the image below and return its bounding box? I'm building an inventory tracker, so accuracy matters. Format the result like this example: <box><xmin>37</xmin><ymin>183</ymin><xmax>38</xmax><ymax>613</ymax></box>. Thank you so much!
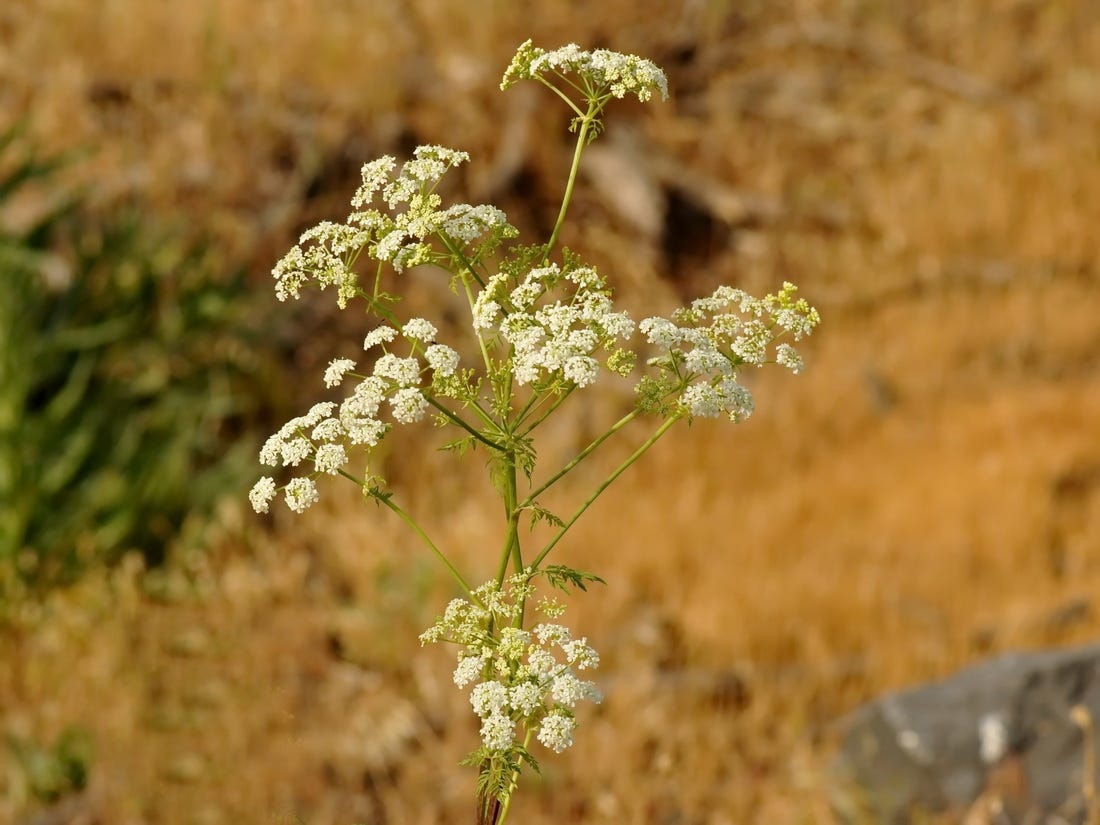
<box><xmin>4</xmin><ymin>1</ymin><xmax>1100</xmax><ymax>823</ymax></box>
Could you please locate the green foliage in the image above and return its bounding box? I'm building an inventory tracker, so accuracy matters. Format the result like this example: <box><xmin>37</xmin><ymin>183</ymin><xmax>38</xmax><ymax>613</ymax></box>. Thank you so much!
<box><xmin>538</xmin><ymin>564</ymin><xmax>606</xmax><ymax>593</ymax></box>
<box><xmin>523</xmin><ymin>502</ymin><xmax>564</xmax><ymax>529</ymax></box>
<box><xmin>6</xmin><ymin>726</ymin><xmax>92</xmax><ymax>805</ymax></box>
<box><xmin>0</xmin><ymin>125</ymin><xmax>281</xmax><ymax>594</ymax></box>
<box><xmin>462</xmin><ymin>746</ymin><xmax>540</xmax><ymax>816</ymax></box>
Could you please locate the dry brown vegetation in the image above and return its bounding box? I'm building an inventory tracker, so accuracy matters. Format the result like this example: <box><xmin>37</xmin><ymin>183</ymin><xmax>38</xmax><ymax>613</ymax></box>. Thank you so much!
<box><xmin>3</xmin><ymin>1</ymin><xmax>1100</xmax><ymax>823</ymax></box>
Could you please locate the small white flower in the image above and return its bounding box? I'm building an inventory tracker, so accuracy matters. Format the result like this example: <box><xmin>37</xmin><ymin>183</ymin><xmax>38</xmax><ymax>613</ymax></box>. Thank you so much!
<box><xmin>509</xmin><ymin>681</ymin><xmax>545</xmax><ymax>717</ymax></box>
<box><xmin>471</xmin><ymin>680</ymin><xmax>509</xmax><ymax>718</ymax></box>
<box><xmin>343</xmin><ymin>416</ymin><xmax>387</xmax><ymax>446</ymax></box>
<box><xmin>472</xmin><ymin>298</ymin><xmax>501</xmax><ymax>331</ymax></box>
<box><xmin>352</xmin><ymin>156</ymin><xmax>397</xmax><ymax>209</ymax></box>
<box><xmin>259</xmin><ymin>433</ymin><xmax>283</xmax><ymax>466</ymax></box>
<box><xmin>731</xmin><ymin>319</ymin><xmax>770</xmax><ymax>365</ymax></box>
<box><xmin>682</xmin><ymin>384</ymin><xmax>722</xmax><ymax>418</ymax></box>
<box><xmin>527</xmin><ymin>647</ymin><xmax>557</xmax><ymax>678</ymax></box>
<box><xmin>440</xmin><ymin>203</ymin><xmax>514</xmax><ymax>244</ymax></box>
<box><xmin>280</xmin><ymin>436</ymin><xmax>312</xmax><ymax>467</ymax></box>
<box><xmin>310</xmin><ymin>418</ymin><xmax>344</xmax><ymax>442</ymax></box>
<box><xmin>510</xmin><ymin>282</ymin><xmax>542</xmax><ymax>310</ymax></box>
<box><xmin>453</xmin><ymin>655</ymin><xmax>483</xmax><ymax>689</ymax></box>
<box><xmin>425</xmin><ymin>344</ymin><xmax>460</xmax><ymax>377</ymax></box>
<box><xmin>775</xmin><ymin>343</ymin><xmax>803</xmax><ymax>374</ymax></box>
<box><xmin>284</xmin><ymin>477</ymin><xmax>319</xmax><ymax>513</ymax></box>
<box><xmin>563</xmin><ymin>355</ymin><xmax>599</xmax><ymax>387</ymax></box>
<box><xmin>389</xmin><ymin>387</ymin><xmax>428</xmax><ymax>424</ymax></box>
<box><xmin>640</xmin><ymin>316</ymin><xmax>682</xmax><ymax>348</ymax></box>
<box><xmin>681</xmin><ymin>380</ymin><xmax>754</xmax><ymax>421</ymax></box>
<box><xmin>277</xmin><ymin>416</ymin><xmax>306</xmax><ymax>440</ymax></box>
<box><xmin>314</xmin><ymin>443</ymin><xmax>347</xmax><ymax>475</ymax></box>
<box><xmin>551</xmin><ymin>672</ymin><xmax>601</xmax><ymax>707</ymax></box>
<box><xmin>249</xmin><ymin>477</ymin><xmax>277</xmax><ymax>513</ymax></box>
<box><xmin>401</xmin><ymin>317</ymin><xmax>438</xmax><ymax>343</ymax></box>
<box><xmin>717</xmin><ymin>379</ymin><xmax>754</xmax><ymax>420</ymax></box>
<box><xmin>480</xmin><ymin>711</ymin><xmax>515</xmax><ymax>751</ymax></box>
<box><xmin>374</xmin><ymin>228</ymin><xmax>408</xmax><ymax>262</ymax></box>
<box><xmin>373</xmin><ymin>353</ymin><xmax>421</xmax><ymax>387</ymax></box>
<box><xmin>363</xmin><ymin>326</ymin><xmax>398</xmax><ymax>350</ymax></box>
<box><xmin>304</xmin><ymin>402</ymin><xmax>336</xmax><ymax>427</ymax></box>
<box><xmin>684</xmin><ymin>346</ymin><xmax>727</xmax><ymax>375</ymax></box>
<box><xmin>598</xmin><ymin>311</ymin><xmax>635</xmax><ymax>338</ymax></box>
<box><xmin>323</xmin><ymin>358</ymin><xmax>357</xmax><ymax>388</ymax></box>
<box><xmin>562</xmin><ymin>638</ymin><xmax>600</xmax><ymax>670</ymax></box>
<box><xmin>343</xmin><ymin>376</ymin><xmax>386</xmax><ymax>418</ymax></box>
<box><xmin>497</xmin><ymin>627</ymin><xmax>531</xmax><ymax>661</ymax></box>
<box><xmin>537</xmin><ymin>711</ymin><xmax>577</xmax><ymax>753</ymax></box>
<box><xmin>534</xmin><ymin>623</ymin><xmax>571</xmax><ymax>646</ymax></box>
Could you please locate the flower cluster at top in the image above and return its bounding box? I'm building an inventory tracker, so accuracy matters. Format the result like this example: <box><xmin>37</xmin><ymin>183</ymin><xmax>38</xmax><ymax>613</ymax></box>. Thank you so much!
<box><xmin>472</xmin><ymin>253</ymin><xmax>636</xmax><ymax>389</ymax></box>
<box><xmin>501</xmin><ymin>39</ymin><xmax>669</xmax><ymax>103</ymax></box>
<box><xmin>272</xmin><ymin>145</ymin><xmax>517</xmax><ymax>308</ymax></box>
<box><xmin>420</xmin><ymin>574</ymin><xmax>601</xmax><ymax>754</ymax></box>
<box><xmin>248</xmin><ymin>316</ymin><xmax>465</xmax><ymax>515</ymax></box>
<box><xmin>636</xmin><ymin>282</ymin><xmax>821</xmax><ymax>421</ymax></box>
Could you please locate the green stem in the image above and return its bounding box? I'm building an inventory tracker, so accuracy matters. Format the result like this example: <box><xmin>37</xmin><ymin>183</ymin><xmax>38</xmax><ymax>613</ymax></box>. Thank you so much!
<box><xmin>517</xmin><ymin>384</ymin><xmax>575</xmax><ymax>435</ymax></box>
<box><xmin>495</xmin><ymin>727</ymin><xmax>535</xmax><ymax>825</ymax></box>
<box><xmin>544</xmin><ymin>99</ymin><xmax>600</xmax><ymax>260</ymax></box>
<box><xmin>425</xmin><ymin>396</ymin><xmax>505</xmax><ymax>452</ymax></box>
<box><xmin>530</xmin><ymin>414</ymin><xmax>679</xmax><ymax>570</ymax></box>
<box><xmin>439</xmin><ymin>233</ymin><xmax>486</xmax><ymax>289</ymax></box>
<box><xmin>520</xmin><ymin>408</ymin><xmax>639</xmax><ymax>507</ymax></box>
<box><xmin>375</xmin><ymin>492</ymin><xmax>476</xmax><ymax>598</ymax></box>
<box><xmin>495</xmin><ymin>455</ymin><xmax>522</xmax><ymax>589</ymax></box>
<box><xmin>535</xmin><ymin>75</ymin><xmax>585</xmax><ymax>117</ymax></box>
<box><xmin>459</xmin><ymin>273</ymin><xmax>497</xmax><ymax>379</ymax></box>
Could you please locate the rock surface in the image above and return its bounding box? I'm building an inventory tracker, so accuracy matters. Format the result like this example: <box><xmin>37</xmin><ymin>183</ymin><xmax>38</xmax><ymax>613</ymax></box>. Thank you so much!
<box><xmin>831</xmin><ymin>643</ymin><xmax>1100</xmax><ymax>824</ymax></box>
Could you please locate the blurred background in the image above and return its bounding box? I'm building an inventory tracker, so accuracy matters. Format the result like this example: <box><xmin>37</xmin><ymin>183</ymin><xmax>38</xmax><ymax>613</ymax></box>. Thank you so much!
<box><xmin>2</xmin><ymin>1</ymin><xmax>1099</xmax><ymax>823</ymax></box>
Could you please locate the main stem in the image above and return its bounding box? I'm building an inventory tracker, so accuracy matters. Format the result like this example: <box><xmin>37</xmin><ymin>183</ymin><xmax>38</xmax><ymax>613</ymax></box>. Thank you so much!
<box><xmin>495</xmin><ymin>453</ymin><xmax>522</xmax><ymax>588</ymax></box>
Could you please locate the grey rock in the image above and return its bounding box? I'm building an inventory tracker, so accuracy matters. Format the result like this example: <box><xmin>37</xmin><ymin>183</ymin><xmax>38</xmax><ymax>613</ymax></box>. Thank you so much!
<box><xmin>831</xmin><ymin>642</ymin><xmax>1100</xmax><ymax>824</ymax></box>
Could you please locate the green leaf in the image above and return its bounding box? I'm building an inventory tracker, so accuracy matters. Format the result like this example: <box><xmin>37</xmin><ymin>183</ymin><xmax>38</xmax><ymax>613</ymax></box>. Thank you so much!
<box><xmin>538</xmin><ymin>564</ymin><xmax>606</xmax><ymax>593</ymax></box>
<box><xmin>440</xmin><ymin>436</ymin><xmax>476</xmax><ymax>456</ymax></box>
<box><xmin>515</xmin><ymin>744</ymin><xmax>541</xmax><ymax>776</ymax></box>
<box><xmin>524</xmin><ymin>502</ymin><xmax>564</xmax><ymax>529</ymax></box>
<box><xmin>458</xmin><ymin>746</ymin><xmax>490</xmax><ymax>768</ymax></box>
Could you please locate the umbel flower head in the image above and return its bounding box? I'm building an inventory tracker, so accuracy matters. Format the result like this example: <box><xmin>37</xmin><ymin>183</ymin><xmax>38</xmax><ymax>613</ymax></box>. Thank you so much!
<box><xmin>635</xmin><ymin>282</ymin><xmax>821</xmax><ymax>421</ymax></box>
<box><xmin>272</xmin><ymin>144</ymin><xmax>517</xmax><ymax>308</ymax></box>
<box><xmin>420</xmin><ymin>574</ymin><xmax>602</xmax><ymax>755</ymax></box>
<box><xmin>249</xmin><ymin>316</ymin><xmax>464</xmax><ymax>514</ymax></box>
<box><xmin>501</xmin><ymin>39</ymin><xmax>669</xmax><ymax>103</ymax></box>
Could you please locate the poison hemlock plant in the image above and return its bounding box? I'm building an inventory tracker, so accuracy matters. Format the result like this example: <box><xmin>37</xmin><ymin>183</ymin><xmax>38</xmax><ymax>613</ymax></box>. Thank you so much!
<box><xmin>251</xmin><ymin>41</ymin><xmax>820</xmax><ymax>823</ymax></box>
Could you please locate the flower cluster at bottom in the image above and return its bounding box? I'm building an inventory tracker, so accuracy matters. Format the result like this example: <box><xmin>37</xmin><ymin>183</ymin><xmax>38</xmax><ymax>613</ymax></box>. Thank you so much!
<box><xmin>420</xmin><ymin>574</ymin><xmax>601</xmax><ymax>755</ymax></box>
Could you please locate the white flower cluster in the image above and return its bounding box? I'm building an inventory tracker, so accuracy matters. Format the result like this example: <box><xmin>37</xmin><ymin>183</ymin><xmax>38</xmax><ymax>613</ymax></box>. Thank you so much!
<box><xmin>472</xmin><ymin>261</ymin><xmax>635</xmax><ymax>388</ymax></box>
<box><xmin>638</xmin><ymin>282</ymin><xmax>820</xmax><ymax>421</ymax></box>
<box><xmin>272</xmin><ymin>145</ymin><xmax>517</xmax><ymax>308</ymax></box>
<box><xmin>350</xmin><ymin>146</ymin><xmax>516</xmax><ymax>273</ymax></box>
<box><xmin>273</xmin><ymin>221</ymin><xmax>368</xmax><ymax>307</ymax></box>
<box><xmin>501</xmin><ymin>39</ymin><xmax>669</xmax><ymax>103</ymax></box>
<box><xmin>249</xmin><ymin>318</ymin><xmax>462</xmax><ymax>514</ymax></box>
<box><xmin>420</xmin><ymin>575</ymin><xmax>602</xmax><ymax>754</ymax></box>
